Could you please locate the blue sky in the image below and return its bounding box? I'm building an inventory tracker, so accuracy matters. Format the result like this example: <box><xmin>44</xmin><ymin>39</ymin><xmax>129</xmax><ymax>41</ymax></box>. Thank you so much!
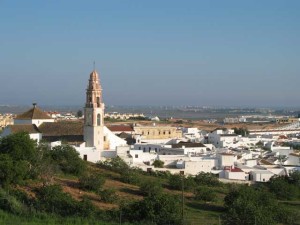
<box><xmin>0</xmin><ymin>0</ymin><xmax>299</xmax><ymax>107</ymax></box>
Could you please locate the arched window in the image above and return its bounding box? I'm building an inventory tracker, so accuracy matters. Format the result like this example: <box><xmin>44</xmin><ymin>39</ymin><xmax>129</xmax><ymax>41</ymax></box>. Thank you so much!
<box><xmin>97</xmin><ymin>97</ymin><xmax>100</xmax><ymax>107</ymax></box>
<box><xmin>97</xmin><ymin>114</ymin><xmax>101</xmax><ymax>126</ymax></box>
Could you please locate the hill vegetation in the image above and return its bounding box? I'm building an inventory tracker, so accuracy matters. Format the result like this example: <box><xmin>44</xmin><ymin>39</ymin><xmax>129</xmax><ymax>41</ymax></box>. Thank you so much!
<box><xmin>0</xmin><ymin>132</ymin><xmax>299</xmax><ymax>225</ymax></box>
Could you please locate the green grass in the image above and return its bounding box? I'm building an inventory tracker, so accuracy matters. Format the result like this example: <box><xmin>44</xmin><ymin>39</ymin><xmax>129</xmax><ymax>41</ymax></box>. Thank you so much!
<box><xmin>279</xmin><ymin>201</ymin><xmax>300</xmax><ymax>225</ymax></box>
<box><xmin>184</xmin><ymin>200</ymin><xmax>224</xmax><ymax>225</ymax></box>
<box><xmin>0</xmin><ymin>210</ymin><xmax>122</xmax><ymax>225</ymax></box>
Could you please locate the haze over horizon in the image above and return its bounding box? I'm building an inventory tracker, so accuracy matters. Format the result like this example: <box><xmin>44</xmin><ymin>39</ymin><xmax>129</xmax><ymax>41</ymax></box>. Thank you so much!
<box><xmin>0</xmin><ymin>1</ymin><xmax>299</xmax><ymax>107</ymax></box>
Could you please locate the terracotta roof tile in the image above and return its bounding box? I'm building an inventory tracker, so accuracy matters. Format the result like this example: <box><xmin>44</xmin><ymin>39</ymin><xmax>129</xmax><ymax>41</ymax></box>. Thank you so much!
<box><xmin>8</xmin><ymin>124</ymin><xmax>40</xmax><ymax>134</ymax></box>
<box><xmin>15</xmin><ymin>105</ymin><xmax>52</xmax><ymax>120</ymax></box>
<box><xmin>38</xmin><ymin>121</ymin><xmax>83</xmax><ymax>136</ymax></box>
<box><xmin>107</xmin><ymin>125</ymin><xmax>134</xmax><ymax>132</ymax></box>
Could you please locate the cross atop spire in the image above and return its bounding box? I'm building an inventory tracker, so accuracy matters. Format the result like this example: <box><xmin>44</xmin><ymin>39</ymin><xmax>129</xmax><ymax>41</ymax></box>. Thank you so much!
<box><xmin>93</xmin><ymin>61</ymin><xmax>95</xmax><ymax>71</ymax></box>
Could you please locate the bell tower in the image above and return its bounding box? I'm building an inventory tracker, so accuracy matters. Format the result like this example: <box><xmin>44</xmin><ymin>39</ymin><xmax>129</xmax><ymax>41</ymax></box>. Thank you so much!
<box><xmin>83</xmin><ymin>70</ymin><xmax>104</xmax><ymax>150</ymax></box>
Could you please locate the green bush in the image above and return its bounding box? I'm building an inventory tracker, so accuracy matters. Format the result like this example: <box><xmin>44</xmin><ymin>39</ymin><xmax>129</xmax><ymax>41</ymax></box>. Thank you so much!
<box><xmin>36</xmin><ymin>184</ymin><xmax>79</xmax><ymax>216</ymax></box>
<box><xmin>194</xmin><ymin>186</ymin><xmax>216</xmax><ymax>202</ymax></box>
<box><xmin>268</xmin><ymin>175</ymin><xmax>298</xmax><ymax>200</ymax></box>
<box><xmin>168</xmin><ymin>174</ymin><xmax>196</xmax><ymax>191</ymax></box>
<box><xmin>0</xmin><ymin>188</ymin><xmax>28</xmax><ymax>215</ymax></box>
<box><xmin>0</xmin><ymin>132</ymin><xmax>37</xmax><ymax>162</ymax></box>
<box><xmin>120</xmin><ymin>170</ymin><xmax>141</xmax><ymax>185</ymax></box>
<box><xmin>223</xmin><ymin>186</ymin><xmax>292</xmax><ymax>225</ymax></box>
<box><xmin>79</xmin><ymin>173</ymin><xmax>105</xmax><ymax>191</ymax></box>
<box><xmin>123</xmin><ymin>192</ymin><xmax>181</xmax><ymax>225</ymax></box>
<box><xmin>140</xmin><ymin>180</ymin><xmax>163</xmax><ymax>196</ymax></box>
<box><xmin>194</xmin><ymin>172</ymin><xmax>221</xmax><ymax>187</ymax></box>
<box><xmin>168</xmin><ymin>174</ymin><xmax>184</xmax><ymax>190</ymax></box>
<box><xmin>152</xmin><ymin>160</ymin><xmax>164</xmax><ymax>168</ymax></box>
<box><xmin>98</xmin><ymin>156</ymin><xmax>130</xmax><ymax>173</ymax></box>
<box><xmin>97</xmin><ymin>189</ymin><xmax>118</xmax><ymax>203</ymax></box>
<box><xmin>50</xmin><ymin>145</ymin><xmax>86</xmax><ymax>176</ymax></box>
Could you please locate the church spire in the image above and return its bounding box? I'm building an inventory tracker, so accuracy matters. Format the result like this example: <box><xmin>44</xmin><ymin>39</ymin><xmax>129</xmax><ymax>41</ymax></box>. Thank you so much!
<box><xmin>84</xmin><ymin>69</ymin><xmax>105</xmax><ymax>151</ymax></box>
<box><xmin>86</xmin><ymin>70</ymin><xmax>102</xmax><ymax>108</ymax></box>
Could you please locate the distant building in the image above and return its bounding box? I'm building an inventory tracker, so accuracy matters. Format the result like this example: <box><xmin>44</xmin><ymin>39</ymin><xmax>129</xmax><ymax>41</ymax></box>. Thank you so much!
<box><xmin>133</xmin><ymin>124</ymin><xmax>182</xmax><ymax>140</ymax></box>
<box><xmin>208</xmin><ymin>129</ymin><xmax>238</xmax><ymax>148</ymax></box>
<box><xmin>105</xmin><ymin>112</ymin><xmax>145</xmax><ymax>120</ymax></box>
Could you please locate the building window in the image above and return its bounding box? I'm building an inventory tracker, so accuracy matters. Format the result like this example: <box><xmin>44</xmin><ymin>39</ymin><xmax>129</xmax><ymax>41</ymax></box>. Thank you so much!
<box><xmin>163</xmin><ymin>131</ymin><xmax>166</xmax><ymax>135</ymax></box>
<box><xmin>104</xmin><ymin>136</ymin><xmax>106</xmax><ymax>141</ymax></box>
<box><xmin>148</xmin><ymin>131</ymin><xmax>150</xmax><ymax>135</ymax></box>
<box><xmin>135</xmin><ymin>154</ymin><xmax>138</xmax><ymax>158</ymax></box>
<box><xmin>169</xmin><ymin>131</ymin><xmax>171</xmax><ymax>135</ymax></box>
<box><xmin>139</xmin><ymin>147</ymin><xmax>141</xmax><ymax>150</ymax></box>
<box><xmin>97</xmin><ymin>97</ymin><xmax>100</xmax><ymax>106</ymax></box>
<box><xmin>149</xmin><ymin>147</ymin><xmax>151</xmax><ymax>151</ymax></box>
<box><xmin>97</xmin><ymin>114</ymin><xmax>101</xmax><ymax>126</ymax></box>
<box><xmin>83</xmin><ymin>155</ymin><xmax>87</xmax><ymax>161</ymax></box>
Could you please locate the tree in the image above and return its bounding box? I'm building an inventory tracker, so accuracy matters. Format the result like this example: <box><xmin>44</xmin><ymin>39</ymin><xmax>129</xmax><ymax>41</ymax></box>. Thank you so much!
<box><xmin>268</xmin><ymin>175</ymin><xmax>298</xmax><ymax>200</ymax></box>
<box><xmin>140</xmin><ymin>180</ymin><xmax>163</xmax><ymax>196</ymax></box>
<box><xmin>168</xmin><ymin>174</ymin><xmax>183</xmax><ymax>190</ymax></box>
<box><xmin>194</xmin><ymin>186</ymin><xmax>216</xmax><ymax>202</ymax></box>
<box><xmin>0</xmin><ymin>132</ymin><xmax>38</xmax><ymax>163</ymax></box>
<box><xmin>79</xmin><ymin>173</ymin><xmax>105</xmax><ymax>191</ymax></box>
<box><xmin>50</xmin><ymin>145</ymin><xmax>86</xmax><ymax>175</ymax></box>
<box><xmin>152</xmin><ymin>159</ymin><xmax>164</xmax><ymax>168</ymax></box>
<box><xmin>0</xmin><ymin>154</ymin><xmax>16</xmax><ymax>187</ymax></box>
<box><xmin>99</xmin><ymin>156</ymin><xmax>129</xmax><ymax>173</ymax></box>
<box><xmin>289</xmin><ymin>170</ymin><xmax>300</xmax><ymax>187</ymax></box>
<box><xmin>194</xmin><ymin>172</ymin><xmax>220</xmax><ymax>186</ymax></box>
<box><xmin>76</xmin><ymin>110</ymin><xmax>83</xmax><ymax>118</ymax></box>
<box><xmin>36</xmin><ymin>184</ymin><xmax>79</xmax><ymax>216</ymax></box>
<box><xmin>233</xmin><ymin>127</ymin><xmax>249</xmax><ymax>137</ymax></box>
<box><xmin>97</xmin><ymin>189</ymin><xmax>118</xmax><ymax>203</ymax></box>
<box><xmin>123</xmin><ymin>192</ymin><xmax>181</xmax><ymax>225</ymax></box>
<box><xmin>223</xmin><ymin>186</ymin><xmax>288</xmax><ymax>225</ymax></box>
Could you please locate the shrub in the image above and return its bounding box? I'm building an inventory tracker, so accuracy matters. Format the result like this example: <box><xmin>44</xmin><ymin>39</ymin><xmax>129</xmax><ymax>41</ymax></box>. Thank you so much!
<box><xmin>168</xmin><ymin>174</ymin><xmax>196</xmax><ymax>191</ymax></box>
<box><xmin>152</xmin><ymin>160</ymin><xmax>164</xmax><ymax>168</ymax></box>
<box><xmin>97</xmin><ymin>189</ymin><xmax>118</xmax><ymax>203</ymax></box>
<box><xmin>120</xmin><ymin>170</ymin><xmax>141</xmax><ymax>185</ymax></box>
<box><xmin>140</xmin><ymin>180</ymin><xmax>163</xmax><ymax>196</ymax></box>
<box><xmin>194</xmin><ymin>187</ymin><xmax>216</xmax><ymax>202</ymax></box>
<box><xmin>36</xmin><ymin>185</ymin><xmax>79</xmax><ymax>216</ymax></box>
<box><xmin>0</xmin><ymin>155</ymin><xmax>30</xmax><ymax>187</ymax></box>
<box><xmin>268</xmin><ymin>175</ymin><xmax>298</xmax><ymax>200</ymax></box>
<box><xmin>50</xmin><ymin>145</ymin><xmax>86</xmax><ymax>176</ymax></box>
<box><xmin>79</xmin><ymin>173</ymin><xmax>105</xmax><ymax>191</ymax></box>
<box><xmin>0</xmin><ymin>188</ymin><xmax>28</xmax><ymax>215</ymax></box>
<box><xmin>168</xmin><ymin>174</ymin><xmax>183</xmax><ymax>190</ymax></box>
<box><xmin>98</xmin><ymin>156</ymin><xmax>129</xmax><ymax>173</ymax></box>
<box><xmin>123</xmin><ymin>192</ymin><xmax>181</xmax><ymax>225</ymax></box>
<box><xmin>223</xmin><ymin>186</ymin><xmax>288</xmax><ymax>225</ymax></box>
<box><xmin>194</xmin><ymin>172</ymin><xmax>221</xmax><ymax>187</ymax></box>
<box><xmin>0</xmin><ymin>132</ymin><xmax>37</xmax><ymax>162</ymax></box>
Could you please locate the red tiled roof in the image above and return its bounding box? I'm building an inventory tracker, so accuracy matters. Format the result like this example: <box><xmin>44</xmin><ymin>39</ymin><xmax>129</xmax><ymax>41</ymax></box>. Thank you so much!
<box><xmin>225</xmin><ymin>167</ymin><xmax>244</xmax><ymax>172</ymax></box>
<box><xmin>8</xmin><ymin>124</ymin><xmax>40</xmax><ymax>134</ymax></box>
<box><xmin>15</xmin><ymin>105</ymin><xmax>52</xmax><ymax>120</ymax></box>
<box><xmin>107</xmin><ymin>125</ymin><xmax>134</xmax><ymax>132</ymax></box>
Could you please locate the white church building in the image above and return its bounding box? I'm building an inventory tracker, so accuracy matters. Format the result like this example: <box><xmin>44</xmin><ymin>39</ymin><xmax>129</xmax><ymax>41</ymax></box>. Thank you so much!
<box><xmin>1</xmin><ymin>70</ymin><xmax>127</xmax><ymax>163</ymax></box>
